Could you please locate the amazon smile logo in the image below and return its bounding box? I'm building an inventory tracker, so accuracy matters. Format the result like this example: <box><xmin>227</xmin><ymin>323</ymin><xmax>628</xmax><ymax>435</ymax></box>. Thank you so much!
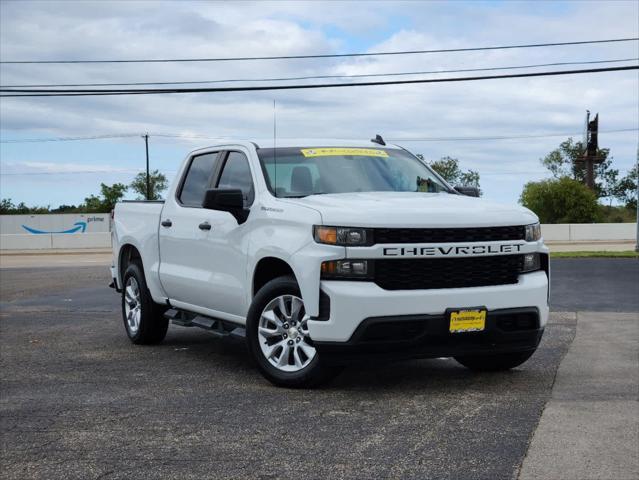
<box><xmin>22</xmin><ymin>221</ymin><xmax>87</xmax><ymax>234</ymax></box>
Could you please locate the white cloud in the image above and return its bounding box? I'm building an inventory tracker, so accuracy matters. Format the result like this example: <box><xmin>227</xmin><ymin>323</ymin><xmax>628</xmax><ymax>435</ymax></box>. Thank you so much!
<box><xmin>0</xmin><ymin>0</ymin><xmax>637</xmax><ymax>206</ymax></box>
<box><xmin>1</xmin><ymin>161</ymin><xmax>137</xmax><ymax>174</ymax></box>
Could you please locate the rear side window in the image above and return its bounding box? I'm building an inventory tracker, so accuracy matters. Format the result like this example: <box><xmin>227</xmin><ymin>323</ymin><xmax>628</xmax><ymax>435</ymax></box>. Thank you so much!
<box><xmin>216</xmin><ymin>151</ymin><xmax>254</xmax><ymax>206</ymax></box>
<box><xmin>179</xmin><ymin>152</ymin><xmax>218</xmax><ymax>207</ymax></box>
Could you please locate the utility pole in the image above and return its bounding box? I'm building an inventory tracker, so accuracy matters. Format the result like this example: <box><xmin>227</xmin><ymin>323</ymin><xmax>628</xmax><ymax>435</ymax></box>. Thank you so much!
<box><xmin>635</xmin><ymin>142</ymin><xmax>638</xmax><ymax>253</ymax></box>
<box><xmin>576</xmin><ymin>111</ymin><xmax>603</xmax><ymax>190</ymax></box>
<box><xmin>143</xmin><ymin>133</ymin><xmax>150</xmax><ymax>200</ymax></box>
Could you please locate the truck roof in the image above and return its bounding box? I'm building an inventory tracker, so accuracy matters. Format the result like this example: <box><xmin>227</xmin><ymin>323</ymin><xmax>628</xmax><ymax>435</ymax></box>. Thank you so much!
<box><xmin>189</xmin><ymin>138</ymin><xmax>403</xmax><ymax>151</ymax></box>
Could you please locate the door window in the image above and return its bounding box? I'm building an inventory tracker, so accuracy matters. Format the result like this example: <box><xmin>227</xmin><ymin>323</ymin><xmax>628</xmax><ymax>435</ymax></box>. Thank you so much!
<box><xmin>216</xmin><ymin>151</ymin><xmax>254</xmax><ymax>206</ymax></box>
<box><xmin>179</xmin><ymin>152</ymin><xmax>218</xmax><ymax>207</ymax></box>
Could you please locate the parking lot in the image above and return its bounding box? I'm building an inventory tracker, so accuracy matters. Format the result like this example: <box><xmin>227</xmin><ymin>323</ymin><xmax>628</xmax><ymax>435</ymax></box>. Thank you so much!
<box><xmin>1</xmin><ymin>256</ymin><xmax>637</xmax><ymax>479</ymax></box>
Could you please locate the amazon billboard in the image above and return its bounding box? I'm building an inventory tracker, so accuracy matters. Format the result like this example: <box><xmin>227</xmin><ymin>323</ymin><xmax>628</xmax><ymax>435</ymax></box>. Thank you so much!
<box><xmin>0</xmin><ymin>214</ymin><xmax>111</xmax><ymax>235</ymax></box>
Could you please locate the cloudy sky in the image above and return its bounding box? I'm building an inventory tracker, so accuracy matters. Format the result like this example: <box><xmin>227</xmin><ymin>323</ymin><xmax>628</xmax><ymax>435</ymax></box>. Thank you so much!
<box><xmin>1</xmin><ymin>0</ymin><xmax>637</xmax><ymax>207</ymax></box>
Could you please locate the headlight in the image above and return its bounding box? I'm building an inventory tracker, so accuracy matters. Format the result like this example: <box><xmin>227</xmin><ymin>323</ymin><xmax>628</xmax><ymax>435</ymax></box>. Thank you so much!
<box><xmin>321</xmin><ymin>260</ymin><xmax>373</xmax><ymax>280</ymax></box>
<box><xmin>525</xmin><ymin>223</ymin><xmax>541</xmax><ymax>242</ymax></box>
<box><xmin>521</xmin><ymin>253</ymin><xmax>541</xmax><ymax>272</ymax></box>
<box><xmin>313</xmin><ymin>226</ymin><xmax>373</xmax><ymax>246</ymax></box>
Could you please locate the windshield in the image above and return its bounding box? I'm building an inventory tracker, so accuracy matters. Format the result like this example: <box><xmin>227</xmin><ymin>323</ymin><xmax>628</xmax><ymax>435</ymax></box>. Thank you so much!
<box><xmin>257</xmin><ymin>147</ymin><xmax>453</xmax><ymax>198</ymax></box>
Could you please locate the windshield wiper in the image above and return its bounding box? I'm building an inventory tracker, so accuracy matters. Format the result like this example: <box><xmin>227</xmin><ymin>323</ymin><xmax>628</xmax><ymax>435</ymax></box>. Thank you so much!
<box><xmin>280</xmin><ymin>192</ymin><xmax>327</xmax><ymax>199</ymax></box>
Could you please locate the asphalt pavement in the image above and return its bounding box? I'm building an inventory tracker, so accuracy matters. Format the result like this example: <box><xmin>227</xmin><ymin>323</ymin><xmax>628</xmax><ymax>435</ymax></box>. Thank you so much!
<box><xmin>0</xmin><ymin>257</ymin><xmax>637</xmax><ymax>479</ymax></box>
<box><xmin>550</xmin><ymin>258</ymin><xmax>639</xmax><ymax>311</ymax></box>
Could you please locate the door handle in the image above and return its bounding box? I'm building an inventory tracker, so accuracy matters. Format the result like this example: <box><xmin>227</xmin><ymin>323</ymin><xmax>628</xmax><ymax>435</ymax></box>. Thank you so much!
<box><xmin>161</xmin><ymin>219</ymin><xmax>172</xmax><ymax>227</ymax></box>
<box><xmin>198</xmin><ymin>222</ymin><xmax>212</xmax><ymax>231</ymax></box>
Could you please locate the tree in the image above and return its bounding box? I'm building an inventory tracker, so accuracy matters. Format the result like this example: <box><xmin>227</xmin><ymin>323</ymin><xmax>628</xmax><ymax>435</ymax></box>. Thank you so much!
<box><xmin>1</xmin><ymin>182</ymin><xmax>127</xmax><ymax>215</ymax></box>
<box><xmin>420</xmin><ymin>155</ymin><xmax>481</xmax><ymax>190</ymax></box>
<box><xmin>0</xmin><ymin>198</ymin><xmax>49</xmax><ymax>214</ymax></box>
<box><xmin>82</xmin><ymin>195</ymin><xmax>104</xmax><ymax>213</ymax></box>
<box><xmin>615</xmin><ymin>164</ymin><xmax>638</xmax><ymax>209</ymax></box>
<box><xmin>595</xmin><ymin>158</ymin><xmax>620</xmax><ymax>205</ymax></box>
<box><xmin>519</xmin><ymin>177</ymin><xmax>601</xmax><ymax>223</ymax></box>
<box><xmin>50</xmin><ymin>204</ymin><xmax>80</xmax><ymax>213</ymax></box>
<box><xmin>100</xmin><ymin>183</ymin><xmax>128</xmax><ymax>210</ymax></box>
<box><xmin>0</xmin><ymin>198</ymin><xmax>15</xmax><ymax>214</ymax></box>
<box><xmin>82</xmin><ymin>183</ymin><xmax>127</xmax><ymax>212</ymax></box>
<box><xmin>540</xmin><ymin>137</ymin><xmax>618</xmax><ymax>201</ymax></box>
<box><xmin>130</xmin><ymin>170</ymin><xmax>168</xmax><ymax>200</ymax></box>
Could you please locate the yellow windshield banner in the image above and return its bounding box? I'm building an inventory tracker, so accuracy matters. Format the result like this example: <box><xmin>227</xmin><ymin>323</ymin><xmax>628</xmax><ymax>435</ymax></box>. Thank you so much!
<box><xmin>300</xmin><ymin>148</ymin><xmax>389</xmax><ymax>158</ymax></box>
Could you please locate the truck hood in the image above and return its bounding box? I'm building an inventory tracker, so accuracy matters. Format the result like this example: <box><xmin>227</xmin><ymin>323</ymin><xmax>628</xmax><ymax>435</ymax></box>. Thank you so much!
<box><xmin>287</xmin><ymin>192</ymin><xmax>537</xmax><ymax>228</ymax></box>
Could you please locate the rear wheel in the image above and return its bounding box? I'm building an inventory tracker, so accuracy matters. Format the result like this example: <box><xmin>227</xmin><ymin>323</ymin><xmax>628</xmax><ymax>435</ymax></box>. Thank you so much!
<box><xmin>121</xmin><ymin>261</ymin><xmax>169</xmax><ymax>345</ymax></box>
<box><xmin>454</xmin><ymin>349</ymin><xmax>536</xmax><ymax>371</ymax></box>
<box><xmin>246</xmin><ymin>276</ymin><xmax>339</xmax><ymax>388</ymax></box>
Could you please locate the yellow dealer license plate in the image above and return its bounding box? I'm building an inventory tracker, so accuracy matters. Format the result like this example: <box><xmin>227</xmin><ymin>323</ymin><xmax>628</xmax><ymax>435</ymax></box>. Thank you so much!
<box><xmin>449</xmin><ymin>309</ymin><xmax>486</xmax><ymax>333</ymax></box>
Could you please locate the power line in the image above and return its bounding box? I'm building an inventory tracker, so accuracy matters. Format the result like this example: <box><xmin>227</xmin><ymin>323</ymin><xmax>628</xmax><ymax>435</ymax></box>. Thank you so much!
<box><xmin>2</xmin><ymin>65</ymin><xmax>637</xmax><ymax>97</ymax></box>
<box><xmin>0</xmin><ymin>133</ymin><xmax>141</xmax><ymax>143</ymax></box>
<box><xmin>0</xmin><ymin>170</ymin><xmax>178</xmax><ymax>176</ymax></box>
<box><xmin>1</xmin><ymin>37</ymin><xmax>636</xmax><ymax>65</ymax></box>
<box><xmin>3</xmin><ymin>57</ymin><xmax>636</xmax><ymax>88</ymax></box>
<box><xmin>0</xmin><ymin>133</ymin><xmax>235</xmax><ymax>143</ymax></box>
<box><xmin>0</xmin><ymin>170</ymin><xmax>142</xmax><ymax>176</ymax></box>
<box><xmin>391</xmin><ymin>128</ymin><xmax>639</xmax><ymax>142</ymax></box>
<box><xmin>2</xmin><ymin>128</ymin><xmax>636</xmax><ymax>144</ymax></box>
<box><xmin>154</xmin><ymin>128</ymin><xmax>639</xmax><ymax>142</ymax></box>
<box><xmin>0</xmin><ymin>169</ymin><xmax>547</xmax><ymax>177</ymax></box>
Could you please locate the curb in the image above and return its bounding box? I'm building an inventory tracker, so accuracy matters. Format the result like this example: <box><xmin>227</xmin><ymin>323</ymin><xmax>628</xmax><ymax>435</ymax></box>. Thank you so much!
<box><xmin>0</xmin><ymin>249</ymin><xmax>112</xmax><ymax>256</ymax></box>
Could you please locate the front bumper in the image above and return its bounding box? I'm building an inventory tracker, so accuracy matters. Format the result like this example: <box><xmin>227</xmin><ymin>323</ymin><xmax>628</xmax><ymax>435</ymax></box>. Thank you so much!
<box><xmin>313</xmin><ymin>307</ymin><xmax>544</xmax><ymax>364</ymax></box>
<box><xmin>307</xmin><ymin>270</ymin><xmax>549</xmax><ymax>343</ymax></box>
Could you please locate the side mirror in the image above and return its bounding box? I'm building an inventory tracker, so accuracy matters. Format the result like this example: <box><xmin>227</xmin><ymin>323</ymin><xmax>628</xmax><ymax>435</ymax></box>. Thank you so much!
<box><xmin>202</xmin><ymin>189</ymin><xmax>249</xmax><ymax>223</ymax></box>
<box><xmin>455</xmin><ymin>186</ymin><xmax>480</xmax><ymax>197</ymax></box>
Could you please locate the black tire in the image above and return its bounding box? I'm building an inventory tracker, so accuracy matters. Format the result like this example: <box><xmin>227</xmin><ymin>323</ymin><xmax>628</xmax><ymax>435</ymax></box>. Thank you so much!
<box><xmin>454</xmin><ymin>349</ymin><xmax>536</xmax><ymax>371</ymax></box>
<box><xmin>246</xmin><ymin>276</ymin><xmax>340</xmax><ymax>388</ymax></box>
<box><xmin>121</xmin><ymin>261</ymin><xmax>169</xmax><ymax>345</ymax></box>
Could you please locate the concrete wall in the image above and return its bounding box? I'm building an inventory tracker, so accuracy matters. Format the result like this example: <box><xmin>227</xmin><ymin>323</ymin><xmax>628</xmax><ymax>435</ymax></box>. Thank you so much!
<box><xmin>541</xmin><ymin>223</ymin><xmax>637</xmax><ymax>242</ymax></box>
<box><xmin>0</xmin><ymin>213</ymin><xmax>110</xmax><ymax>235</ymax></box>
<box><xmin>0</xmin><ymin>213</ymin><xmax>112</xmax><ymax>251</ymax></box>
<box><xmin>0</xmin><ymin>233</ymin><xmax>112</xmax><ymax>250</ymax></box>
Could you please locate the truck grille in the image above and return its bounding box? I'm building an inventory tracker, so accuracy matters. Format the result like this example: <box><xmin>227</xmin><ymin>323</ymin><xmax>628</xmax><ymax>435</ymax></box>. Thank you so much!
<box><xmin>373</xmin><ymin>225</ymin><xmax>525</xmax><ymax>244</ymax></box>
<box><xmin>374</xmin><ymin>254</ymin><xmax>524</xmax><ymax>290</ymax></box>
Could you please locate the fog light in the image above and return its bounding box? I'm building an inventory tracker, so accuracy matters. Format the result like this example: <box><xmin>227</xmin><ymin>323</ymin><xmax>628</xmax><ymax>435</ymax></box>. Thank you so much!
<box><xmin>522</xmin><ymin>253</ymin><xmax>540</xmax><ymax>272</ymax></box>
<box><xmin>347</xmin><ymin>260</ymin><xmax>368</xmax><ymax>275</ymax></box>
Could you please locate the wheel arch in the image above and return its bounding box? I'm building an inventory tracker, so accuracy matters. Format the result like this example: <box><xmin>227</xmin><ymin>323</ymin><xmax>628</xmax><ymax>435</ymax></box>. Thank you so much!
<box><xmin>118</xmin><ymin>243</ymin><xmax>143</xmax><ymax>284</ymax></box>
<box><xmin>252</xmin><ymin>256</ymin><xmax>298</xmax><ymax>297</ymax></box>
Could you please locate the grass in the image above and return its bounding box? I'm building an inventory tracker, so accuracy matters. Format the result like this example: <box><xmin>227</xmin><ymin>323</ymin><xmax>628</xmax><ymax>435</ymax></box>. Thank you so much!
<box><xmin>550</xmin><ymin>250</ymin><xmax>638</xmax><ymax>258</ymax></box>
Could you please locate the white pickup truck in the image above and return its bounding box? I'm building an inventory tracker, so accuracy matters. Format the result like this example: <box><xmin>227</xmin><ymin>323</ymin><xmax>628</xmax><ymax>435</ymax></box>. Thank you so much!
<box><xmin>110</xmin><ymin>137</ymin><xmax>549</xmax><ymax>387</ymax></box>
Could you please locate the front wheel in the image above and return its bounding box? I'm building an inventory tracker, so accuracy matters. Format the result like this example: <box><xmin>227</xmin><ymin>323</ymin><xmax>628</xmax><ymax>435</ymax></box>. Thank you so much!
<box><xmin>246</xmin><ymin>276</ymin><xmax>339</xmax><ymax>388</ymax></box>
<box><xmin>454</xmin><ymin>349</ymin><xmax>536</xmax><ymax>371</ymax></box>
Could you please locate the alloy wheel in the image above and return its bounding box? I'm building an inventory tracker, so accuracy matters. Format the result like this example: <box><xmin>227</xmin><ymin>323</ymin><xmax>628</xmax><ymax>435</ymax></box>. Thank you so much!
<box><xmin>257</xmin><ymin>294</ymin><xmax>317</xmax><ymax>372</ymax></box>
<box><xmin>124</xmin><ymin>277</ymin><xmax>142</xmax><ymax>335</ymax></box>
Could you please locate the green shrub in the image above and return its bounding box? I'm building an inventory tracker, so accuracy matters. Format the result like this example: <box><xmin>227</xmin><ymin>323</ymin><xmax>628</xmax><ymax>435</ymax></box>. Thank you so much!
<box><xmin>520</xmin><ymin>177</ymin><xmax>602</xmax><ymax>223</ymax></box>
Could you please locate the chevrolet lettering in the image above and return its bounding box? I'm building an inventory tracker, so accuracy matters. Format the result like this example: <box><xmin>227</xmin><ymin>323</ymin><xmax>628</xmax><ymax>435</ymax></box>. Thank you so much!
<box><xmin>383</xmin><ymin>244</ymin><xmax>524</xmax><ymax>257</ymax></box>
<box><xmin>110</xmin><ymin>138</ymin><xmax>549</xmax><ymax>388</ymax></box>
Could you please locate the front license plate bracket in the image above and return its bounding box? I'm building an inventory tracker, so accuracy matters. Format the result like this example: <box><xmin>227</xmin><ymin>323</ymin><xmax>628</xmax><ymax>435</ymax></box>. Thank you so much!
<box><xmin>448</xmin><ymin>308</ymin><xmax>487</xmax><ymax>333</ymax></box>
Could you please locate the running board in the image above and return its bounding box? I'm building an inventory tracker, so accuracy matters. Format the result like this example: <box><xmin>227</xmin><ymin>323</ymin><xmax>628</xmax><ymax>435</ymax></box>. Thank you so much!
<box><xmin>164</xmin><ymin>308</ymin><xmax>246</xmax><ymax>339</ymax></box>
